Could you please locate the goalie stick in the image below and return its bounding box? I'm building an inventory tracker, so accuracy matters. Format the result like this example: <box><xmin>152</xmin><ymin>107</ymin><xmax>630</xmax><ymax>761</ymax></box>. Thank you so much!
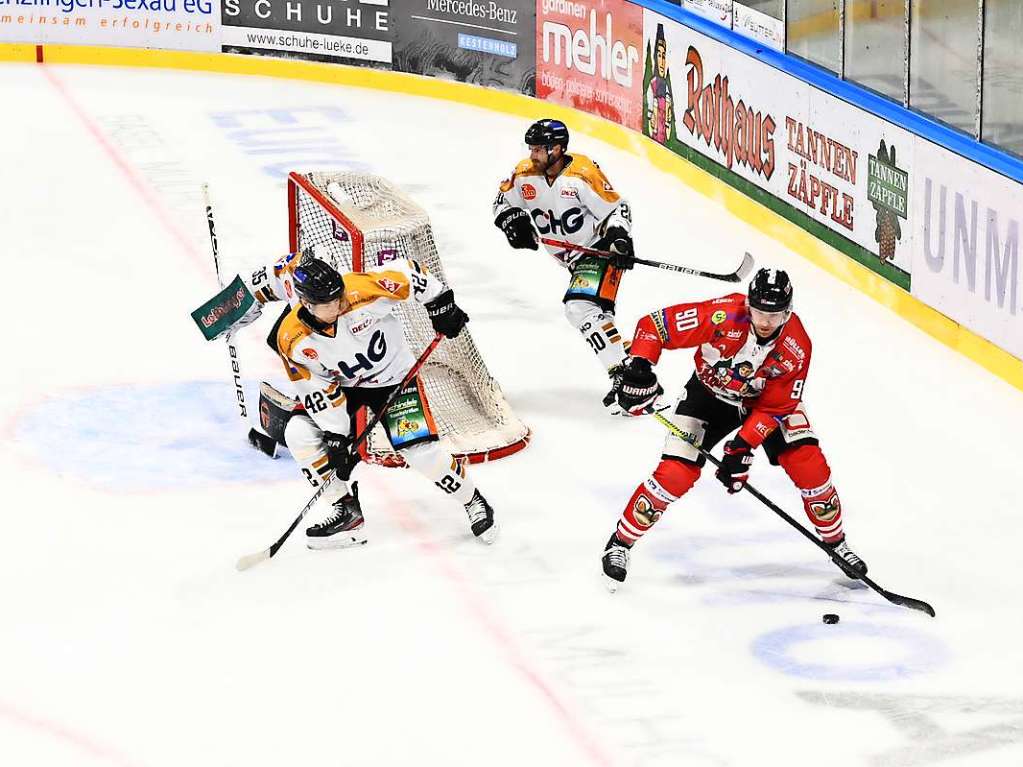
<box><xmin>541</xmin><ymin>237</ymin><xmax>754</xmax><ymax>284</ymax></box>
<box><xmin>235</xmin><ymin>333</ymin><xmax>444</xmax><ymax>571</ymax></box>
<box><xmin>201</xmin><ymin>183</ymin><xmax>278</xmax><ymax>459</ymax></box>
<box><xmin>651</xmin><ymin>411</ymin><xmax>936</xmax><ymax>617</ymax></box>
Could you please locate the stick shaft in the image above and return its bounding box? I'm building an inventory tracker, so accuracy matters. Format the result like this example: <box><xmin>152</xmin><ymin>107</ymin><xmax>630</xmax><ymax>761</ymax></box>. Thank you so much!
<box><xmin>540</xmin><ymin>237</ymin><xmax>751</xmax><ymax>282</ymax></box>
<box><xmin>202</xmin><ymin>183</ymin><xmax>250</xmax><ymax>422</ymax></box>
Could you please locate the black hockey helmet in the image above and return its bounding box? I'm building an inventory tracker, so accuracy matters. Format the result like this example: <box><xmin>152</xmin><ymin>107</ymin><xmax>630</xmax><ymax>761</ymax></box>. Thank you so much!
<box><xmin>525</xmin><ymin>119</ymin><xmax>569</xmax><ymax>151</ymax></box>
<box><xmin>293</xmin><ymin>257</ymin><xmax>344</xmax><ymax>304</ymax></box>
<box><xmin>748</xmin><ymin>268</ymin><xmax>793</xmax><ymax>313</ymax></box>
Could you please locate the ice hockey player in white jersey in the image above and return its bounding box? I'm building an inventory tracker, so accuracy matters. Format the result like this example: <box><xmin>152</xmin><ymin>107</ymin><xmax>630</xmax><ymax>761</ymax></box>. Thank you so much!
<box><xmin>493</xmin><ymin>119</ymin><xmax>636</xmax><ymax>398</ymax></box>
<box><xmin>242</xmin><ymin>252</ymin><xmax>498</xmax><ymax>548</ymax></box>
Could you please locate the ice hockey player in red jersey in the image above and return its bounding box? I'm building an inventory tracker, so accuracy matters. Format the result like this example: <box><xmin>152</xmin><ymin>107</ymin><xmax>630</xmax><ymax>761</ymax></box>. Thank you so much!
<box><xmin>493</xmin><ymin>119</ymin><xmax>635</xmax><ymax>399</ymax></box>
<box><xmin>601</xmin><ymin>268</ymin><xmax>867</xmax><ymax>591</ymax></box>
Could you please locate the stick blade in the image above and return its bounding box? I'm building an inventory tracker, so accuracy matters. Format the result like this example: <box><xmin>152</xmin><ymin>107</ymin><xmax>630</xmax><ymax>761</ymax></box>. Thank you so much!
<box><xmin>734</xmin><ymin>252</ymin><xmax>755</xmax><ymax>282</ymax></box>
<box><xmin>236</xmin><ymin>548</ymin><xmax>271</xmax><ymax>572</ymax></box>
<box><xmin>882</xmin><ymin>589</ymin><xmax>936</xmax><ymax>617</ymax></box>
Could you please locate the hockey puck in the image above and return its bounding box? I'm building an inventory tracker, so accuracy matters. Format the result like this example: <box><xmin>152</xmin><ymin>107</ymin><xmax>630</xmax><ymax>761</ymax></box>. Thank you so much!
<box><xmin>822</xmin><ymin>613</ymin><xmax>840</xmax><ymax>624</ymax></box>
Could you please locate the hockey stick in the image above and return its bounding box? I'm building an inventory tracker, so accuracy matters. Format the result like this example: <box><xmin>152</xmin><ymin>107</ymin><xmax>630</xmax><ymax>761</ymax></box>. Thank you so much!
<box><xmin>235</xmin><ymin>332</ymin><xmax>445</xmax><ymax>571</ymax></box>
<box><xmin>650</xmin><ymin>411</ymin><xmax>936</xmax><ymax>617</ymax></box>
<box><xmin>201</xmin><ymin>183</ymin><xmax>278</xmax><ymax>458</ymax></box>
<box><xmin>541</xmin><ymin>237</ymin><xmax>754</xmax><ymax>283</ymax></box>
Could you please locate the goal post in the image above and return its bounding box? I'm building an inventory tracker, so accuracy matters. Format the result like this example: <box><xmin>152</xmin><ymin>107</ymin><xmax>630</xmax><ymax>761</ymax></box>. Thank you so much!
<box><xmin>287</xmin><ymin>171</ymin><xmax>530</xmax><ymax>465</ymax></box>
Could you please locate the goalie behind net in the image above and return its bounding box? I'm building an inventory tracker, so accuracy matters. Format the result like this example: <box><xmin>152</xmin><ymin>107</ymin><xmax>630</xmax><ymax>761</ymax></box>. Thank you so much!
<box><xmin>288</xmin><ymin>171</ymin><xmax>530</xmax><ymax>464</ymax></box>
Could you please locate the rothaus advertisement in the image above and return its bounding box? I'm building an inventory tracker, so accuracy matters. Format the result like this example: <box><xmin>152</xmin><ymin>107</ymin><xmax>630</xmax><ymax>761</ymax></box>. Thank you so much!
<box><xmin>222</xmin><ymin>0</ymin><xmax>392</xmax><ymax>66</ymax></box>
<box><xmin>0</xmin><ymin>0</ymin><xmax>219</xmax><ymax>50</ymax></box>
<box><xmin>910</xmin><ymin>141</ymin><xmax>1022</xmax><ymax>359</ymax></box>
<box><xmin>391</xmin><ymin>0</ymin><xmax>535</xmax><ymax>94</ymax></box>
<box><xmin>537</xmin><ymin>0</ymin><xmax>643</xmax><ymax>130</ymax></box>
<box><xmin>642</xmin><ymin>10</ymin><xmax>917</xmax><ymax>282</ymax></box>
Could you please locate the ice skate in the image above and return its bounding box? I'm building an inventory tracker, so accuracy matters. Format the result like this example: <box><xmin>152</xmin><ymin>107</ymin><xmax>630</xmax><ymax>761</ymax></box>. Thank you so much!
<box><xmin>602</xmin><ymin>534</ymin><xmax>631</xmax><ymax>592</ymax></box>
<box><xmin>306</xmin><ymin>483</ymin><xmax>367</xmax><ymax>550</ymax></box>
<box><xmin>825</xmin><ymin>536</ymin><xmax>868</xmax><ymax>579</ymax></box>
<box><xmin>464</xmin><ymin>489</ymin><xmax>498</xmax><ymax>544</ymax></box>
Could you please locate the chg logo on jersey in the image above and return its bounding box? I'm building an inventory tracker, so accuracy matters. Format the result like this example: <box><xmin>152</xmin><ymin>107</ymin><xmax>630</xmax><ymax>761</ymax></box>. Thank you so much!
<box><xmin>377</xmin><ymin>277</ymin><xmax>402</xmax><ymax>294</ymax></box>
<box><xmin>531</xmin><ymin>207</ymin><xmax>585</xmax><ymax>235</ymax></box>
<box><xmin>521</xmin><ymin>183</ymin><xmax>537</xmax><ymax>201</ymax></box>
<box><xmin>302</xmin><ymin>348</ymin><xmax>318</xmax><ymax>360</ymax></box>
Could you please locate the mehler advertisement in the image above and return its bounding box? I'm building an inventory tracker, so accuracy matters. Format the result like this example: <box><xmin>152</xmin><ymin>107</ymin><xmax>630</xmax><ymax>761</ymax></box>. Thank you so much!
<box><xmin>641</xmin><ymin>9</ymin><xmax>917</xmax><ymax>280</ymax></box>
<box><xmin>391</xmin><ymin>0</ymin><xmax>536</xmax><ymax>94</ymax></box>
<box><xmin>536</xmin><ymin>0</ymin><xmax>643</xmax><ymax>131</ymax></box>
<box><xmin>222</xmin><ymin>0</ymin><xmax>393</xmax><ymax>65</ymax></box>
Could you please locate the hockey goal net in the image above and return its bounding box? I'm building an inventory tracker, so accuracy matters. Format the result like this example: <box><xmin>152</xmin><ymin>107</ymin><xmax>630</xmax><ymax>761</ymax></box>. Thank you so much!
<box><xmin>288</xmin><ymin>171</ymin><xmax>530</xmax><ymax>465</ymax></box>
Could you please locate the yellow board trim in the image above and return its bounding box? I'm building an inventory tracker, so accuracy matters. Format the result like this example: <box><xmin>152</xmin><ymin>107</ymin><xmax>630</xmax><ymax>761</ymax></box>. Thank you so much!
<box><xmin>3</xmin><ymin>43</ymin><xmax>1020</xmax><ymax>391</ymax></box>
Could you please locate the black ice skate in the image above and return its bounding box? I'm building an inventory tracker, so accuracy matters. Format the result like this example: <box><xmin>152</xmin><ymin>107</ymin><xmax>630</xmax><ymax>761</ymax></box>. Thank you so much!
<box><xmin>464</xmin><ymin>489</ymin><xmax>498</xmax><ymax>544</ymax></box>
<box><xmin>825</xmin><ymin>536</ymin><xmax>868</xmax><ymax>579</ymax></box>
<box><xmin>306</xmin><ymin>483</ymin><xmax>367</xmax><ymax>550</ymax></box>
<box><xmin>602</xmin><ymin>534</ymin><xmax>631</xmax><ymax>592</ymax></box>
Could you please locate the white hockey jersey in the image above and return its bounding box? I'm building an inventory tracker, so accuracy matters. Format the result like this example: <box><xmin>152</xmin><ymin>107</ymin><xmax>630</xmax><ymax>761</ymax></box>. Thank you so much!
<box><xmin>260</xmin><ymin>258</ymin><xmax>445</xmax><ymax>434</ymax></box>
<box><xmin>493</xmin><ymin>153</ymin><xmax>632</xmax><ymax>267</ymax></box>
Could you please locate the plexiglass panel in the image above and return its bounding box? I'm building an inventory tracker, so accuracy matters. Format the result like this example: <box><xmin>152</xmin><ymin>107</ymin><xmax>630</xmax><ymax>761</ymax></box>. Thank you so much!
<box><xmin>845</xmin><ymin>0</ymin><xmax>906</xmax><ymax>101</ymax></box>
<box><xmin>909</xmin><ymin>0</ymin><xmax>979</xmax><ymax>135</ymax></box>
<box><xmin>788</xmin><ymin>0</ymin><xmax>841</xmax><ymax>73</ymax></box>
<box><xmin>981</xmin><ymin>0</ymin><xmax>1023</xmax><ymax>156</ymax></box>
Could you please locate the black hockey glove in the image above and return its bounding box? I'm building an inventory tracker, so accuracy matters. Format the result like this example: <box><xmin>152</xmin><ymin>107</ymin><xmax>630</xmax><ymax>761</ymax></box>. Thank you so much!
<box><xmin>716</xmin><ymin>436</ymin><xmax>753</xmax><ymax>494</ymax></box>
<box><xmin>613</xmin><ymin>356</ymin><xmax>663</xmax><ymax>416</ymax></box>
<box><xmin>425</xmin><ymin>289</ymin><xmax>469</xmax><ymax>338</ymax></box>
<box><xmin>495</xmin><ymin>207</ymin><xmax>538</xmax><ymax>250</ymax></box>
<box><xmin>324</xmin><ymin>431</ymin><xmax>360</xmax><ymax>481</ymax></box>
<box><xmin>596</xmin><ymin>225</ymin><xmax>635</xmax><ymax>270</ymax></box>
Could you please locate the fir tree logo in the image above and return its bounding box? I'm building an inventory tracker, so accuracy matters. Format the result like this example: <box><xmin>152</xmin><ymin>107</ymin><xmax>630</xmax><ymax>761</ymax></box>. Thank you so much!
<box><xmin>867</xmin><ymin>140</ymin><xmax>909</xmax><ymax>264</ymax></box>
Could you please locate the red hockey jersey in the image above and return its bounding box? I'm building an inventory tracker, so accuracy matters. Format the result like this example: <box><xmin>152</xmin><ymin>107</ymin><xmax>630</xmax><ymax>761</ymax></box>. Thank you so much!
<box><xmin>630</xmin><ymin>293</ymin><xmax>812</xmax><ymax>447</ymax></box>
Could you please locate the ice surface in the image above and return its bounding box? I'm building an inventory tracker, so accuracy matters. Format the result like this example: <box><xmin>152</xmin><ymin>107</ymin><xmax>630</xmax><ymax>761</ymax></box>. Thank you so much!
<box><xmin>2</xmin><ymin>62</ymin><xmax>1022</xmax><ymax>767</ymax></box>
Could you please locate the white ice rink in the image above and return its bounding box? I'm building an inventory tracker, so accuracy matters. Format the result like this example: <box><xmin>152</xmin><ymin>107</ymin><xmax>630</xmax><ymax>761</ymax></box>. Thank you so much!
<box><xmin>2</xmin><ymin>62</ymin><xmax>1023</xmax><ymax>767</ymax></box>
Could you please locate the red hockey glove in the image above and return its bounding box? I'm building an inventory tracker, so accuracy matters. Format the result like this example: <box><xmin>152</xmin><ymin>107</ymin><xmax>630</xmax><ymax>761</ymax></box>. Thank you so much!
<box><xmin>716</xmin><ymin>436</ymin><xmax>753</xmax><ymax>494</ymax></box>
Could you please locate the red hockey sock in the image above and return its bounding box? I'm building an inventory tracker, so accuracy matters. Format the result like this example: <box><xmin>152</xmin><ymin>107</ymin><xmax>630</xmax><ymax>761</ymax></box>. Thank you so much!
<box><xmin>778</xmin><ymin>445</ymin><xmax>844</xmax><ymax>542</ymax></box>
<box><xmin>615</xmin><ymin>460</ymin><xmax>699</xmax><ymax>546</ymax></box>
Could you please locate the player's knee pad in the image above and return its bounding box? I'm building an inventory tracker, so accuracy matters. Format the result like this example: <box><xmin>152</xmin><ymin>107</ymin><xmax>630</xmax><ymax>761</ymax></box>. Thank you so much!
<box><xmin>283</xmin><ymin>413</ymin><xmax>324</xmax><ymax>461</ymax></box>
<box><xmin>563</xmin><ymin>299</ymin><xmax>610</xmax><ymax>333</ymax></box>
<box><xmin>777</xmin><ymin>444</ymin><xmax>831</xmax><ymax>491</ymax></box>
<box><xmin>661</xmin><ymin>413</ymin><xmax>709</xmax><ymax>464</ymax></box>
<box><xmin>403</xmin><ymin>441</ymin><xmax>473</xmax><ymax>503</ymax></box>
<box><xmin>400</xmin><ymin>440</ymin><xmax>448</xmax><ymax>474</ymax></box>
<box><xmin>652</xmin><ymin>459</ymin><xmax>701</xmax><ymax>499</ymax></box>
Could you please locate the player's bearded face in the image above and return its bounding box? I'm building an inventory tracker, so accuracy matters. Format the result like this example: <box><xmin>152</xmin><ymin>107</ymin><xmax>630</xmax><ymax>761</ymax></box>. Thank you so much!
<box><xmin>528</xmin><ymin>144</ymin><xmax>549</xmax><ymax>170</ymax></box>
<box><xmin>749</xmin><ymin>307</ymin><xmax>790</xmax><ymax>338</ymax></box>
<box><xmin>304</xmin><ymin>297</ymin><xmax>343</xmax><ymax>324</ymax></box>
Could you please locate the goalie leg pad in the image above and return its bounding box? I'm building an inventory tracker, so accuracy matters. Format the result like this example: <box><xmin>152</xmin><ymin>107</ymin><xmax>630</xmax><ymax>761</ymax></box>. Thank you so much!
<box><xmin>777</xmin><ymin>444</ymin><xmax>844</xmax><ymax>542</ymax></box>
<box><xmin>564</xmin><ymin>299</ymin><xmax>627</xmax><ymax>371</ymax></box>
<box><xmin>258</xmin><ymin>381</ymin><xmax>301</xmax><ymax>445</ymax></box>
<box><xmin>402</xmin><ymin>441</ymin><xmax>476</xmax><ymax>506</ymax></box>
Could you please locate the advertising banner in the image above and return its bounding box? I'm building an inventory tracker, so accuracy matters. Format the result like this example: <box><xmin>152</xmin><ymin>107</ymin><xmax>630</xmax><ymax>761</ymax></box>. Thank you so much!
<box><xmin>391</xmin><ymin>0</ymin><xmax>536</xmax><ymax>94</ymax></box>
<box><xmin>910</xmin><ymin>141</ymin><xmax>1022</xmax><ymax>358</ymax></box>
<box><xmin>681</xmin><ymin>0</ymin><xmax>731</xmax><ymax>29</ymax></box>
<box><xmin>732</xmin><ymin>3</ymin><xmax>783</xmax><ymax>51</ymax></box>
<box><xmin>536</xmin><ymin>0</ymin><xmax>643</xmax><ymax>131</ymax></box>
<box><xmin>222</xmin><ymin>0</ymin><xmax>392</xmax><ymax>66</ymax></box>
<box><xmin>641</xmin><ymin>10</ymin><xmax>917</xmax><ymax>279</ymax></box>
<box><xmin>0</xmin><ymin>0</ymin><xmax>220</xmax><ymax>50</ymax></box>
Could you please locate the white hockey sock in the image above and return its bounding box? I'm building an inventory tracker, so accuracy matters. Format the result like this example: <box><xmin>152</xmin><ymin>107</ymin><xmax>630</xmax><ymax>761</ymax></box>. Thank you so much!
<box><xmin>401</xmin><ymin>441</ymin><xmax>476</xmax><ymax>506</ymax></box>
<box><xmin>564</xmin><ymin>300</ymin><xmax>628</xmax><ymax>372</ymax></box>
